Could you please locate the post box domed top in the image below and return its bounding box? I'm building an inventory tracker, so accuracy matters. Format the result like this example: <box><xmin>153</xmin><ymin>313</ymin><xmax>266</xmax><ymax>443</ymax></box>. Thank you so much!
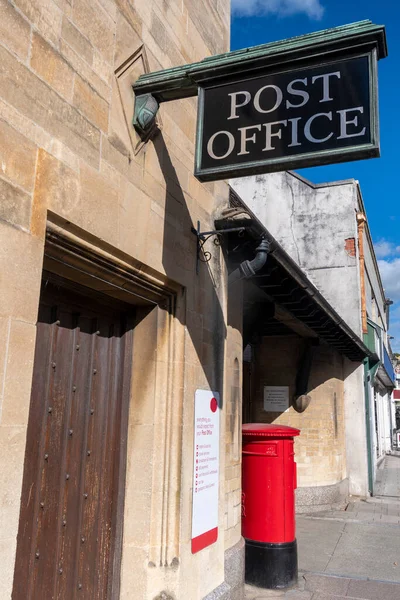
<box><xmin>242</xmin><ymin>423</ymin><xmax>300</xmax><ymax>438</ymax></box>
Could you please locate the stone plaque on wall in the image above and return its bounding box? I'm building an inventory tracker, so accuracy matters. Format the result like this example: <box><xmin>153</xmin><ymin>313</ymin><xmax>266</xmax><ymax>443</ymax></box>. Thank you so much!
<box><xmin>263</xmin><ymin>386</ymin><xmax>289</xmax><ymax>412</ymax></box>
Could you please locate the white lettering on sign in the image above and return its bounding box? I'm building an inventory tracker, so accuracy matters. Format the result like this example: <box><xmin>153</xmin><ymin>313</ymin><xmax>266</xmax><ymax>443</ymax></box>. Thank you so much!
<box><xmin>337</xmin><ymin>106</ymin><xmax>366</xmax><ymax>139</ymax></box>
<box><xmin>264</xmin><ymin>386</ymin><xmax>290</xmax><ymax>413</ymax></box>
<box><xmin>304</xmin><ymin>112</ymin><xmax>333</xmax><ymax>143</ymax></box>
<box><xmin>191</xmin><ymin>390</ymin><xmax>220</xmax><ymax>554</ymax></box>
<box><xmin>238</xmin><ymin>125</ymin><xmax>262</xmax><ymax>155</ymax></box>
<box><xmin>286</xmin><ymin>78</ymin><xmax>309</xmax><ymax>109</ymax></box>
<box><xmin>205</xmin><ymin>110</ymin><xmax>363</xmax><ymax>159</ymax></box>
<box><xmin>228</xmin><ymin>72</ymin><xmax>341</xmax><ymax>118</ymax></box>
<box><xmin>262</xmin><ymin>120</ymin><xmax>288</xmax><ymax>151</ymax></box>
<box><xmin>228</xmin><ymin>91</ymin><xmax>251</xmax><ymax>120</ymax></box>
<box><xmin>203</xmin><ymin>61</ymin><xmax>370</xmax><ymax>163</ymax></box>
<box><xmin>311</xmin><ymin>71</ymin><xmax>341</xmax><ymax>102</ymax></box>
<box><xmin>254</xmin><ymin>84</ymin><xmax>283</xmax><ymax>114</ymax></box>
<box><xmin>288</xmin><ymin>117</ymin><xmax>302</xmax><ymax>147</ymax></box>
<box><xmin>207</xmin><ymin>131</ymin><xmax>235</xmax><ymax>160</ymax></box>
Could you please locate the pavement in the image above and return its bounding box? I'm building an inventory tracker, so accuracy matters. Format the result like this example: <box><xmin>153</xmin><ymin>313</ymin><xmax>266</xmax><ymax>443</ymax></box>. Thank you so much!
<box><xmin>245</xmin><ymin>454</ymin><xmax>400</xmax><ymax>600</ymax></box>
<box><xmin>375</xmin><ymin>453</ymin><xmax>400</xmax><ymax>497</ymax></box>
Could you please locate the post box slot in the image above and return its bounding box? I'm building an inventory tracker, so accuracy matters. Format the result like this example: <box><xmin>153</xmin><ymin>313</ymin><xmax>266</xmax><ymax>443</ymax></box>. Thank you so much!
<box><xmin>243</xmin><ymin>446</ymin><xmax>278</xmax><ymax>457</ymax></box>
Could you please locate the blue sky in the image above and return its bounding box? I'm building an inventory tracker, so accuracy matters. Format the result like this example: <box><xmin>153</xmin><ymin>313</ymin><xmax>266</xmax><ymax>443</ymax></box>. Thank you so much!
<box><xmin>231</xmin><ymin>0</ymin><xmax>400</xmax><ymax>352</ymax></box>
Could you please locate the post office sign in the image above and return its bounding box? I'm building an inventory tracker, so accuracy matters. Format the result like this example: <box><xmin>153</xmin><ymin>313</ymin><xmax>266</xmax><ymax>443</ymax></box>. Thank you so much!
<box><xmin>195</xmin><ymin>53</ymin><xmax>379</xmax><ymax>181</ymax></box>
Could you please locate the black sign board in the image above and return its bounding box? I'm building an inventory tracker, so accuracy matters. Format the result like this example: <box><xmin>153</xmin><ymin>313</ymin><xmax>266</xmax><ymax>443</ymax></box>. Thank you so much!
<box><xmin>195</xmin><ymin>54</ymin><xmax>379</xmax><ymax>181</ymax></box>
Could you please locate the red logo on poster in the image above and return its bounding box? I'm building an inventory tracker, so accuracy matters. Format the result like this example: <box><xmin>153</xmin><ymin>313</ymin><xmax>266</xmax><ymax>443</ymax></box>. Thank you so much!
<box><xmin>210</xmin><ymin>397</ymin><xmax>218</xmax><ymax>413</ymax></box>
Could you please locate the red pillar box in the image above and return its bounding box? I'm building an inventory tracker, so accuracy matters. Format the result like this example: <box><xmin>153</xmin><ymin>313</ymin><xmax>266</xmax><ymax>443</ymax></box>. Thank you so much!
<box><xmin>242</xmin><ymin>423</ymin><xmax>300</xmax><ymax>589</ymax></box>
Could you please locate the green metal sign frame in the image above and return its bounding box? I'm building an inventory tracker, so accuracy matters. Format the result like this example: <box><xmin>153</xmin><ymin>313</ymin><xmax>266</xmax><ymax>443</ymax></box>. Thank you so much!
<box><xmin>132</xmin><ymin>20</ymin><xmax>387</xmax><ymax>180</ymax></box>
<box><xmin>194</xmin><ymin>51</ymin><xmax>380</xmax><ymax>181</ymax></box>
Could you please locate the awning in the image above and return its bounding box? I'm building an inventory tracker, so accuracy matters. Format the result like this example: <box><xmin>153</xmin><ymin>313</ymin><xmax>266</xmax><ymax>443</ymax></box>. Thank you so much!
<box><xmin>217</xmin><ymin>189</ymin><xmax>375</xmax><ymax>363</ymax></box>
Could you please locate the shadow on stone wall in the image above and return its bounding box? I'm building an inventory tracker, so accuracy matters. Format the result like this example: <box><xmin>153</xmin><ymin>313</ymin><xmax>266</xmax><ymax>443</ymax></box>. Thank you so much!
<box><xmin>246</xmin><ymin>335</ymin><xmax>360</xmax><ymax>424</ymax></box>
<box><xmin>153</xmin><ymin>133</ymin><xmax>227</xmax><ymax>405</ymax></box>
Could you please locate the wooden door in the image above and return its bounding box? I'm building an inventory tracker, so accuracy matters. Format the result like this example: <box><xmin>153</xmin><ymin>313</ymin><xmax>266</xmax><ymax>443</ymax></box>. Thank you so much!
<box><xmin>13</xmin><ymin>279</ymin><xmax>133</xmax><ymax>599</ymax></box>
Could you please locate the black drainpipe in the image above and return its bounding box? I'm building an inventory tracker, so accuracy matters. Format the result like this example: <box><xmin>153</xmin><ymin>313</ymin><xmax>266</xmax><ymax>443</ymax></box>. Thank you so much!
<box><xmin>228</xmin><ymin>239</ymin><xmax>270</xmax><ymax>285</ymax></box>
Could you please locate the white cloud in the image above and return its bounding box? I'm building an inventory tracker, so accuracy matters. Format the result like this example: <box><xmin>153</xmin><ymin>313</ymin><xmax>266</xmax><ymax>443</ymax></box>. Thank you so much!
<box><xmin>378</xmin><ymin>258</ymin><xmax>400</xmax><ymax>303</ymax></box>
<box><xmin>374</xmin><ymin>239</ymin><xmax>400</xmax><ymax>259</ymax></box>
<box><xmin>231</xmin><ymin>0</ymin><xmax>325</xmax><ymax>19</ymax></box>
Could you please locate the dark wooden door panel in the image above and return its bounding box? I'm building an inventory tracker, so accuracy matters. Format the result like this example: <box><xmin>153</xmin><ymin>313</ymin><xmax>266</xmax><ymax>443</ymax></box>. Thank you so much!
<box><xmin>33</xmin><ymin>312</ymin><xmax>76</xmax><ymax>599</ymax></box>
<box><xmin>57</xmin><ymin>315</ymin><xmax>95</xmax><ymax>600</ymax></box>
<box><xmin>13</xmin><ymin>282</ymin><xmax>133</xmax><ymax>600</ymax></box>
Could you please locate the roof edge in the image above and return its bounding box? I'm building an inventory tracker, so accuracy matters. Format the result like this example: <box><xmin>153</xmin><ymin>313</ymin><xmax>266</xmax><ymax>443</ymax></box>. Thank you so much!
<box><xmin>228</xmin><ymin>186</ymin><xmax>374</xmax><ymax>362</ymax></box>
<box><xmin>134</xmin><ymin>20</ymin><xmax>387</xmax><ymax>101</ymax></box>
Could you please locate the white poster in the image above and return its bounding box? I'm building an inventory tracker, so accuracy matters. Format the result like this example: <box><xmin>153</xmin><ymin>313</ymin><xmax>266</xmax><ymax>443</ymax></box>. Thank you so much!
<box><xmin>264</xmin><ymin>385</ymin><xmax>289</xmax><ymax>412</ymax></box>
<box><xmin>191</xmin><ymin>389</ymin><xmax>220</xmax><ymax>553</ymax></box>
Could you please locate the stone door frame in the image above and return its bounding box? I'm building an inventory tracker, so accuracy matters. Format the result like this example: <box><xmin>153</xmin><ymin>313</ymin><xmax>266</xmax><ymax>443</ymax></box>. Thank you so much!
<box><xmin>17</xmin><ymin>215</ymin><xmax>186</xmax><ymax>598</ymax></box>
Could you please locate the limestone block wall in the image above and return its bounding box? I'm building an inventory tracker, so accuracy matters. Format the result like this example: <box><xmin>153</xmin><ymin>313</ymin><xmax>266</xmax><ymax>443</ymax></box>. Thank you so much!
<box><xmin>224</xmin><ymin>282</ymin><xmax>244</xmax><ymax>552</ymax></box>
<box><xmin>248</xmin><ymin>336</ymin><xmax>347</xmax><ymax>489</ymax></box>
<box><xmin>0</xmin><ymin>1</ymin><xmax>236</xmax><ymax>599</ymax></box>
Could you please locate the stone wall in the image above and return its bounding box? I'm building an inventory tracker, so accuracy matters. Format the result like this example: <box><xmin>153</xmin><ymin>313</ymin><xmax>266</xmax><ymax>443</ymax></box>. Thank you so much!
<box><xmin>224</xmin><ymin>282</ymin><xmax>244</xmax><ymax>553</ymax></box>
<box><xmin>0</xmin><ymin>1</ymin><xmax>239</xmax><ymax>599</ymax></box>
<box><xmin>247</xmin><ymin>336</ymin><xmax>347</xmax><ymax>505</ymax></box>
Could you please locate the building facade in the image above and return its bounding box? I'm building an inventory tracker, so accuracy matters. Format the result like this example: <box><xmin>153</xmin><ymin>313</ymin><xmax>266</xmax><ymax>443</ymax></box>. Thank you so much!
<box><xmin>0</xmin><ymin>3</ymin><xmax>393</xmax><ymax>597</ymax></box>
<box><xmin>0</xmin><ymin>1</ymin><xmax>247</xmax><ymax>599</ymax></box>
<box><xmin>231</xmin><ymin>171</ymin><xmax>395</xmax><ymax>502</ymax></box>
<box><xmin>394</xmin><ymin>361</ymin><xmax>400</xmax><ymax>437</ymax></box>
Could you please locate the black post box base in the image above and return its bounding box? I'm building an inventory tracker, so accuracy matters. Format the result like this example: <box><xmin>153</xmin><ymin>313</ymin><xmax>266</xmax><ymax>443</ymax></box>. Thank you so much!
<box><xmin>245</xmin><ymin>538</ymin><xmax>298</xmax><ymax>590</ymax></box>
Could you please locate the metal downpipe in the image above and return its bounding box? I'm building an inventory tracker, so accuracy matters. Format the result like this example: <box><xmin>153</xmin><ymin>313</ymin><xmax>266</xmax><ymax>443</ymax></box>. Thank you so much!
<box><xmin>228</xmin><ymin>239</ymin><xmax>270</xmax><ymax>285</ymax></box>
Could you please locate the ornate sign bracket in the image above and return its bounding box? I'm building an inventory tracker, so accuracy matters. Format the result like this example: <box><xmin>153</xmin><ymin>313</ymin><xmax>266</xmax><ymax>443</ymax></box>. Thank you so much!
<box><xmin>191</xmin><ymin>221</ymin><xmax>251</xmax><ymax>275</ymax></box>
<box><xmin>132</xmin><ymin>20</ymin><xmax>387</xmax><ymax>139</ymax></box>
